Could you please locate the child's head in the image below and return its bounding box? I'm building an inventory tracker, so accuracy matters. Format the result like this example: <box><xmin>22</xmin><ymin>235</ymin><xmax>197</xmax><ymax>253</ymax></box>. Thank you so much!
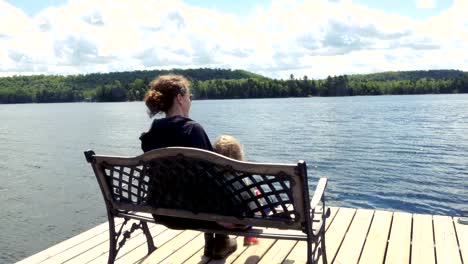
<box><xmin>213</xmin><ymin>135</ymin><xmax>245</xmax><ymax>161</ymax></box>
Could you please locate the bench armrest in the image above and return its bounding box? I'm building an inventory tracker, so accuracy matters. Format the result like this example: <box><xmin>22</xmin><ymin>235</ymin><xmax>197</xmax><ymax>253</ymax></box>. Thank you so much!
<box><xmin>309</xmin><ymin>178</ymin><xmax>329</xmax><ymax>237</ymax></box>
<box><xmin>310</xmin><ymin>177</ymin><xmax>328</xmax><ymax>211</ymax></box>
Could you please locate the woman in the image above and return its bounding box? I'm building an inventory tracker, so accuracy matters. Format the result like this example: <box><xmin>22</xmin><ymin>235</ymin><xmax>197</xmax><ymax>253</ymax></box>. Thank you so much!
<box><xmin>140</xmin><ymin>74</ymin><xmax>237</xmax><ymax>259</ymax></box>
<box><xmin>140</xmin><ymin>74</ymin><xmax>210</xmax><ymax>151</ymax></box>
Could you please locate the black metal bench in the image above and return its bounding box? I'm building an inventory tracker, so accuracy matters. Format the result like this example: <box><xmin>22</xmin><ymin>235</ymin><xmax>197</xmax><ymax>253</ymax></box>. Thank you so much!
<box><xmin>84</xmin><ymin>147</ymin><xmax>329</xmax><ymax>264</ymax></box>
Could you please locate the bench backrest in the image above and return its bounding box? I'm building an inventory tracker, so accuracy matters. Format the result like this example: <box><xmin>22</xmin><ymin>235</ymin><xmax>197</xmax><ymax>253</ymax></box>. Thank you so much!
<box><xmin>85</xmin><ymin>147</ymin><xmax>312</xmax><ymax>231</ymax></box>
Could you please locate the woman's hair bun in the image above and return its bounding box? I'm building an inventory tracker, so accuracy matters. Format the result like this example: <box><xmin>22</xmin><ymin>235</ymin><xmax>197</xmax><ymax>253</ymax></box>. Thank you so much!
<box><xmin>144</xmin><ymin>74</ymin><xmax>190</xmax><ymax>117</ymax></box>
<box><xmin>144</xmin><ymin>90</ymin><xmax>164</xmax><ymax>117</ymax></box>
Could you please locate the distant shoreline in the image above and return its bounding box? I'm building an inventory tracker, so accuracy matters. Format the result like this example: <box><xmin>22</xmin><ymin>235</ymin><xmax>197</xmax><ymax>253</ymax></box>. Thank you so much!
<box><xmin>2</xmin><ymin>93</ymin><xmax>468</xmax><ymax>106</ymax></box>
<box><xmin>1</xmin><ymin>68</ymin><xmax>467</xmax><ymax>104</ymax></box>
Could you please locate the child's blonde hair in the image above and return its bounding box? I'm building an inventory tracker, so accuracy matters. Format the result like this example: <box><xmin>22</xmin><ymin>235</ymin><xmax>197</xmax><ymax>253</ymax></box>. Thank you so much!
<box><xmin>213</xmin><ymin>135</ymin><xmax>245</xmax><ymax>161</ymax></box>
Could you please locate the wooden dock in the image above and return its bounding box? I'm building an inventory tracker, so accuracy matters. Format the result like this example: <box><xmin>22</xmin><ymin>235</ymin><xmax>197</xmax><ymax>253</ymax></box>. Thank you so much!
<box><xmin>17</xmin><ymin>207</ymin><xmax>467</xmax><ymax>264</ymax></box>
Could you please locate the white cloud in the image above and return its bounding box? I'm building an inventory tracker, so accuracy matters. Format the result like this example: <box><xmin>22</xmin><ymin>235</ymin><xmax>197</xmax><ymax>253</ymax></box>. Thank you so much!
<box><xmin>0</xmin><ymin>0</ymin><xmax>467</xmax><ymax>79</ymax></box>
<box><xmin>416</xmin><ymin>0</ymin><xmax>436</xmax><ymax>9</ymax></box>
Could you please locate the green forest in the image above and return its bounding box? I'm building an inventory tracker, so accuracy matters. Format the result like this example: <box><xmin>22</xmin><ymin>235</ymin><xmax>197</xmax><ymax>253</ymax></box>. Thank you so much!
<box><xmin>0</xmin><ymin>68</ymin><xmax>467</xmax><ymax>104</ymax></box>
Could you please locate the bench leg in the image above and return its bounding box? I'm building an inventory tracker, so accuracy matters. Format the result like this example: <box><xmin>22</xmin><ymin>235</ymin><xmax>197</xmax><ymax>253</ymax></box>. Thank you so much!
<box><xmin>140</xmin><ymin>221</ymin><xmax>157</xmax><ymax>255</ymax></box>
<box><xmin>307</xmin><ymin>234</ymin><xmax>327</xmax><ymax>264</ymax></box>
<box><xmin>107</xmin><ymin>218</ymin><xmax>156</xmax><ymax>263</ymax></box>
<box><xmin>320</xmin><ymin>208</ymin><xmax>330</xmax><ymax>264</ymax></box>
<box><xmin>317</xmin><ymin>232</ymin><xmax>328</xmax><ymax>264</ymax></box>
<box><xmin>307</xmin><ymin>240</ymin><xmax>313</xmax><ymax>264</ymax></box>
<box><xmin>107</xmin><ymin>216</ymin><xmax>118</xmax><ymax>264</ymax></box>
<box><xmin>320</xmin><ymin>229</ymin><xmax>328</xmax><ymax>264</ymax></box>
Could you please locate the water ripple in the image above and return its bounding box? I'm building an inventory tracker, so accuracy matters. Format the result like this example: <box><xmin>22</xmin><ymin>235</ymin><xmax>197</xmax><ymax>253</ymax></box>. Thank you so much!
<box><xmin>1</xmin><ymin>95</ymin><xmax>468</xmax><ymax>263</ymax></box>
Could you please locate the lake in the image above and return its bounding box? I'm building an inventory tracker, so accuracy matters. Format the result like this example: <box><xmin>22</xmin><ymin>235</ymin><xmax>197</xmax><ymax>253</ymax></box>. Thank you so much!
<box><xmin>1</xmin><ymin>94</ymin><xmax>467</xmax><ymax>263</ymax></box>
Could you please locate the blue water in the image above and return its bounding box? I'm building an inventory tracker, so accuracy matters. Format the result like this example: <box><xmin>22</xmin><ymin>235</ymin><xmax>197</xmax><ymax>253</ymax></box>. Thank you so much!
<box><xmin>1</xmin><ymin>94</ymin><xmax>467</xmax><ymax>263</ymax></box>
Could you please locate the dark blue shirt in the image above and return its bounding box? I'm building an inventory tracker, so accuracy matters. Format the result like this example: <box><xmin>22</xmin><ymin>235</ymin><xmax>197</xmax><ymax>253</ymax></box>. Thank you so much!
<box><xmin>140</xmin><ymin>116</ymin><xmax>213</xmax><ymax>152</ymax></box>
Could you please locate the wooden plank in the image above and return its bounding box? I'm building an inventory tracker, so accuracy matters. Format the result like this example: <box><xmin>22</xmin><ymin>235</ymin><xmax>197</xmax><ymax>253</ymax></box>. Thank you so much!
<box><xmin>115</xmin><ymin>228</ymin><xmax>183</xmax><ymax>264</ymax></box>
<box><xmin>65</xmin><ymin>228</ymin><xmax>145</xmax><ymax>264</ymax></box>
<box><xmin>39</xmin><ymin>220</ymin><xmax>131</xmax><ymax>264</ymax></box>
<box><xmin>231</xmin><ymin>238</ymin><xmax>276</xmax><ymax>264</ymax></box>
<box><xmin>454</xmin><ymin>217</ymin><xmax>468</xmax><ymax>264</ymax></box>
<box><xmin>159</xmin><ymin>232</ymin><xmax>205</xmax><ymax>264</ymax></box>
<box><xmin>282</xmin><ymin>241</ymin><xmax>308</xmax><ymax>264</ymax></box>
<box><xmin>21</xmin><ymin>207</ymin><xmax>467</xmax><ymax>264</ymax></box>
<box><xmin>280</xmin><ymin>207</ymin><xmax>338</xmax><ymax>264</ymax></box>
<box><xmin>16</xmin><ymin>219</ymin><xmax>122</xmax><ymax>264</ymax></box>
<box><xmin>320</xmin><ymin>207</ymin><xmax>356</xmax><ymax>263</ymax></box>
<box><xmin>359</xmin><ymin>210</ymin><xmax>392</xmax><ymax>264</ymax></box>
<box><xmin>334</xmin><ymin>209</ymin><xmax>374</xmax><ymax>264</ymax></box>
<box><xmin>283</xmin><ymin>207</ymin><xmax>356</xmax><ymax>264</ymax></box>
<box><xmin>384</xmin><ymin>212</ymin><xmax>412</xmax><ymax>264</ymax></box>
<box><xmin>258</xmin><ymin>240</ymin><xmax>297</xmax><ymax>264</ymax></box>
<box><xmin>182</xmin><ymin>247</ymin><xmax>211</xmax><ymax>264</ymax></box>
<box><xmin>140</xmin><ymin>230</ymin><xmax>200</xmax><ymax>264</ymax></box>
<box><xmin>87</xmin><ymin>224</ymin><xmax>167</xmax><ymax>264</ymax></box>
<box><xmin>190</xmin><ymin>207</ymin><xmax>337</xmax><ymax>264</ymax></box>
<box><xmin>411</xmin><ymin>214</ymin><xmax>435</xmax><ymax>264</ymax></box>
<box><xmin>208</xmin><ymin>236</ymin><xmax>248</xmax><ymax>264</ymax></box>
<box><xmin>433</xmin><ymin>215</ymin><xmax>462</xmax><ymax>264</ymax></box>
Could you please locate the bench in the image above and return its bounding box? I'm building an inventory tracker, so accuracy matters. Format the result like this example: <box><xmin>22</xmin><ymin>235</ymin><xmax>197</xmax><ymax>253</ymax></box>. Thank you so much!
<box><xmin>84</xmin><ymin>147</ymin><xmax>329</xmax><ymax>264</ymax></box>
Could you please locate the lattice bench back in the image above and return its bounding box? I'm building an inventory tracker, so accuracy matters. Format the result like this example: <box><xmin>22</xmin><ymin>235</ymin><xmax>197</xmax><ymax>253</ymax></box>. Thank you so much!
<box><xmin>86</xmin><ymin>147</ymin><xmax>311</xmax><ymax>230</ymax></box>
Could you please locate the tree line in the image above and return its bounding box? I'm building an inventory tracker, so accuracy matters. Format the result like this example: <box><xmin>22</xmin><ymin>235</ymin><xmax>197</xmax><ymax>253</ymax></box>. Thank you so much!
<box><xmin>0</xmin><ymin>69</ymin><xmax>467</xmax><ymax>104</ymax></box>
<box><xmin>0</xmin><ymin>68</ymin><xmax>260</xmax><ymax>103</ymax></box>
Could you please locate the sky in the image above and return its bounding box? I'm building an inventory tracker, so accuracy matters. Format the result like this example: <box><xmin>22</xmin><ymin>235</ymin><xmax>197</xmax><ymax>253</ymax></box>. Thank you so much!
<box><xmin>0</xmin><ymin>0</ymin><xmax>467</xmax><ymax>79</ymax></box>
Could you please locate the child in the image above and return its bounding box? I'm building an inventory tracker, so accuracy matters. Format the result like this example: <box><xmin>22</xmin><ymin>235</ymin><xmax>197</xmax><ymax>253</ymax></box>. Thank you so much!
<box><xmin>213</xmin><ymin>135</ymin><xmax>260</xmax><ymax>246</ymax></box>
